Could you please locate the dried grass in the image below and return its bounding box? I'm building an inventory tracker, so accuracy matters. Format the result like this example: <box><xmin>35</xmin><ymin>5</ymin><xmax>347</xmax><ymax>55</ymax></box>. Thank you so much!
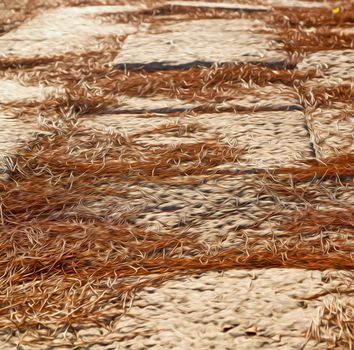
<box><xmin>279</xmin><ymin>29</ymin><xmax>354</xmax><ymax>53</ymax></box>
<box><xmin>0</xmin><ymin>1</ymin><xmax>353</xmax><ymax>348</ymax></box>
<box><xmin>92</xmin><ymin>4</ymin><xmax>249</xmax><ymax>25</ymax></box>
<box><xmin>1</xmin><ymin>54</ymin><xmax>316</xmax><ymax>115</ymax></box>
<box><xmin>307</xmin><ymin>296</ymin><xmax>353</xmax><ymax>349</ymax></box>
<box><xmin>0</xmin><ymin>0</ymin><xmax>131</xmax><ymax>36</ymax></box>
<box><xmin>299</xmin><ymin>84</ymin><xmax>354</xmax><ymax>108</ymax></box>
<box><xmin>272</xmin><ymin>153</ymin><xmax>354</xmax><ymax>181</ymax></box>
<box><xmin>1</xmin><ymin>113</ymin><xmax>352</xmax><ymax>344</ymax></box>
<box><xmin>270</xmin><ymin>6</ymin><xmax>354</xmax><ymax>29</ymax></box>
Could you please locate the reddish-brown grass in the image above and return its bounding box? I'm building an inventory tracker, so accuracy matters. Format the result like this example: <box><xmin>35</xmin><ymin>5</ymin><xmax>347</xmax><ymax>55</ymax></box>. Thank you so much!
<box><xmin>0</xmin><ymin>1</ymin><xmax>353</xmax><ymax>348</ymax></box>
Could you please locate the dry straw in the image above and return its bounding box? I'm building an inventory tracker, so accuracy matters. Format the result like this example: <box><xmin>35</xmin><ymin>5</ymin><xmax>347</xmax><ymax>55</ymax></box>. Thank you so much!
<box><xmin>0</xmin><ymin>1</ymin><xmax>353</xmax><ymax>348</ymax></box>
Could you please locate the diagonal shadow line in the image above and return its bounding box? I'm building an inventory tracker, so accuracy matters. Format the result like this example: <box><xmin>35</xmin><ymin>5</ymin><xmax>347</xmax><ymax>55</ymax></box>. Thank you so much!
<box><xmin>114</xmin><ymin>60</ymin><xmax>297</xmax><ymax>72</ymax></box>
<box><xmin>96</xmin><ymin>105</ymin><xmax>304</xmax><ymax>115</ymax></box>
<box><xmin>150</xmin><ymin>5</ymin><xmax>269</xmax><ymax>15</ymax></box>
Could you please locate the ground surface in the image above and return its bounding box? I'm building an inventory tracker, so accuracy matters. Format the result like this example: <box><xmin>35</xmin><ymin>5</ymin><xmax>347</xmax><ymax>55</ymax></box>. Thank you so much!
<box><xmin>0</xmin><ymin>1</ymin><xmax>353</xmax><ymax>349</ymax></box>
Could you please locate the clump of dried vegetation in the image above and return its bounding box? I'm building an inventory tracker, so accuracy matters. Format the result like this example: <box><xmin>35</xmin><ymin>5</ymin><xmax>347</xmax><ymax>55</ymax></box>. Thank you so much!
<box><xmin>0</xmin><ymin>1</ymin><xmax>353</xmax><ymax>349</ymax></box>
<box><xmin>306</xmin><ymin>271</ymin><xmax>354</xmax><ymax>350</ymax></box>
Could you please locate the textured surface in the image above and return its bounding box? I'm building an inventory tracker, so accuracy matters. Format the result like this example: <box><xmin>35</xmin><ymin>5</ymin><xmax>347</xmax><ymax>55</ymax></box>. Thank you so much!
<box><xmin>0</xmin><ymin>1</ymin><xmax>353</xmax><ymax>350</ymax></box>
<box><xmin>297</xmin><ymin>50</ymin><xmax>354</xmax><ymax>83</ymax></box>
<box><xmin>0</xmin><ymin>5</ymin><xmax>140</xmax><ymax>56</ymax></box>
<box><xmin>114</xmin><ymin>269</ymin><xmax>334</xmax><ymax>350</ymax></box>
<box><xmin>114</xmin><ymin>19</ymin><xmax>287</xmax><ymax>69</ymax></box>
<box><xmin>166</xmin><ymin>1</ymin><xmax>269</xmax><ymax>11</ymax></box>
<box><xmin>0</xmin><ymin>79</ymin><xmax>58</xmax><ymax>102</ymax></box>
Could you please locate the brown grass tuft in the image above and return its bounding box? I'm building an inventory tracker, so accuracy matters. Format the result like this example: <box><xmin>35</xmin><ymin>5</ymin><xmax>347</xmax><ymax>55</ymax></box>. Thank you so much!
<box><xmin>307</xmin><ymin>296</ymin><xmax>354</xmax><ymax>350</ymax></box>
<box><xmin>272</xmin><ymin>153</ymin><xmax>354</xmax><ymax>181</ymax></box>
